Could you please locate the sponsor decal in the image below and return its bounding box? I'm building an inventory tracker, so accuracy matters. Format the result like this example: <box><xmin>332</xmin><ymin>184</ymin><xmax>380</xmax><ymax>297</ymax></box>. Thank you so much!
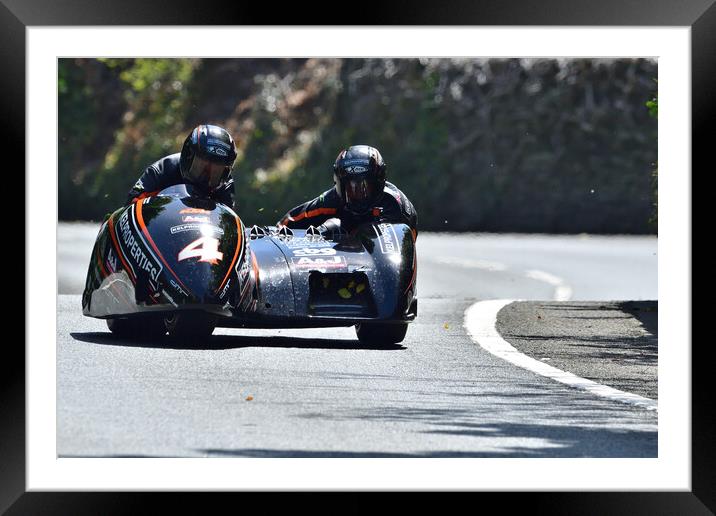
<box><xmin>291</xmin><ymin>256</ymin><xmax>347</xmax><ymax>269</ymax></box>
<box><xmin>162</xmin><ymin>289</ymin><xmax>178</xmax><ymax>307</ymax></box>
<box><xmin>218</xmin><ymin>278</ymin><xmax>231</xmax><ymax>300</ymax></box>
<box><xmin>375</xmin><ymin>223</ymin><xmax>400</xmax><ymax>254</ymax></box>
<box><xmin>105</xmin><ymin>248</ymin><xmax>118</xmax><ymax>273</ymax></box>
<box><xmin>237</xmin><ymin>254</ymin><xmax>251</xmax><ymax>282</ymax></box>
<box><xmin>170</xmin><ymin>223</ymin><xmax>223</xmax><ymax>235</ymax></box>
<box><xmin>180</xmin><ymin>208</ymin><xmax>211</xmax><ymax>214</ymax></box>
<box><xmin>292</xmin><ymin>247</ymin><xmax>337</xmax><ymax>257</ymax></box>
<box><xmin>117</xmin><ymin>210</ymin><xmax>163</xmax><ymax>286</ymax></box>
<box><xmin>169</xmin><ymin>278</ymin><xmax>189</xmax><ymax>298</ymax></box>
<box><xmin>183</xmin><ymin>215</ymin><xmax>211</xmax><ymax>223</ymax></box>
<box><xmin>342</xmin><ymin>158</ymin><xmax>369</xmax><ymax>167</ymax></box>
<box><xmin>284</xmin><ymin>237</ymin><xmax>333</xmax><ymax>249</ymax></box>
<box><xmin>133</xmin><ymin>179</ymin><xmax>144</xmax><ymax>190</ymax></box>
<box><xmin>206</xmin><ymin>137</ymin><xmax>231</xmax><ymax>150</ymax></box>
<box><xmin>346</xmin><ymin>165</ymin><xmax>368</xmax><ymax>174</ymax></box>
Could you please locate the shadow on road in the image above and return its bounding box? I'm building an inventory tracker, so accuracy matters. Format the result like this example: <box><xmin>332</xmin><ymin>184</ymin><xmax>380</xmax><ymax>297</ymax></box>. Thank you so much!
<box><xmin>57</xmin><ymin>373</ymin><xmax>656</xmax><ymax>458</ymax></box>
<box><xmin>618</xmin><ymin>300</ymin><xmax>658</xmax><ymax>337</ymax></box>
<box><xmin>192</xmin><ymin>417</ymin><xmax>656</xmax><ymax>457</ymax></box>
<box><xmin>200</xmin><ymin>407</ymin><xmax>657</xmax><ymax>457</ymax></box>
<box><xmin>69</xmin><ymin>332</ymin><xmax>406</xmax><ymax>351</ymax></box>
<box><xmin>277</xmin><ymin>382</ymin><xmax>658</xmax><ymax>458</ymax></box>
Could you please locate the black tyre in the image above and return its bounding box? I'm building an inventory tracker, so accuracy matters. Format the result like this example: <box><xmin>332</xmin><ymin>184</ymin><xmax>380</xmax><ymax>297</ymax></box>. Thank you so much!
<box><xmin>106</xmin><ymin>317</ymin><xmax>135</xmax><ymax>338</ymax></box>
<box><xmin>355</xmin><ymin>322</ymin><xmax>408</xmax><ymax>346</ymax></box>
<box><xmin>164</xmin><ymin>312</ymin><xmax>217</xmax><ymax>343</ymax></box>
<box><xmin>106</xmin><ymin>316</ymin><xmax>166</xmax><ymax>340</ymax></box>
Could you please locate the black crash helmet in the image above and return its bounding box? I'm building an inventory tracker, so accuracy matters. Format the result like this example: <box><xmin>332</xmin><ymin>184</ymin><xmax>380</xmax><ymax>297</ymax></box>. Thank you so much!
<box><xmin>333</xmin><ymin>145</ymin><xmax>387</xmax><ymax>215</ymax></box>
<box><xmin>179</xmin><ymin>124</ymin><xmax>238</xmax><ymax>192</ymax></box>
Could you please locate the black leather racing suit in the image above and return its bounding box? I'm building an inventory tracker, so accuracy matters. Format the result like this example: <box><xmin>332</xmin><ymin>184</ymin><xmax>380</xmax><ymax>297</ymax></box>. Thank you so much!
<box><xmin>278</xmin><ymin>181</ymin><xmax>417</xmax><ymax>236</ymax></box>
<box><xmin>126</xmin><ymin>153</ymin><xmax>235</xmax><ymax>207</ymax></box>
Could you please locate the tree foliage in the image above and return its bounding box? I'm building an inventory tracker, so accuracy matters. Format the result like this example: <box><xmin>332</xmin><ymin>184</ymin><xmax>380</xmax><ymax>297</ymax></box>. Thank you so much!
<box><xmin>59</xmin><ymin>58</ymin><xmax>657</xmax><ymax>234</ymax></box>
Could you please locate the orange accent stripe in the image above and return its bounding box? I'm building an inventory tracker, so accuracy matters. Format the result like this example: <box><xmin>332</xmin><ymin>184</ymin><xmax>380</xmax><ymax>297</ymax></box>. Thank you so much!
<box><xmin>134</xmin><ymin>190</ymin><xmax>161</xmax><ymax>201</ymax></box>
<box><xmin>105</xmin><ymin>213</ymin><xmax>159</xmax><ymax>306</ymax></box>
<box><xmin>216</xmin><ymin>216</ymin><xmax>243</xmax><ymax>294</ymax></box>
<box><xmin>107</xmin><ymin>214</ymin><xmax>136</xmax><ymax>283</ymax></box>
<box><xmin>134</xmin><ymin>200</ymin><xmax>192</xmax><ymax>295</ymax></box>
<box><xmin>290</xmin><ymin>207</ymin><xmax>337</xmax><ymax>223</ymax></box>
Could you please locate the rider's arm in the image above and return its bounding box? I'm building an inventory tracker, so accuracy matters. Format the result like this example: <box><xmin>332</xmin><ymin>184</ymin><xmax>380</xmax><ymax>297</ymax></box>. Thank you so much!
<box><xmin>126</xmin><ymin>166</ymin><xmax>161</xmax><ymax>205</ymax></box>
<box><xmin>400</xmin><ymin>193</ymin><xmax>418</xmax><ymax>238</ymax></box>
<box><xmin>126</xmin><ymin>155</ymin><xmax>180</xmax><ymax>205</ymax></box>
<box><xmin>278</xmin><ymin>189</ymin><xmax>339</xmax><ymax>229</ymax></box>
<box><xmin>378</xmin><ymin>185</ymin><xmax>418</xmax><ymax>238</ymax></box>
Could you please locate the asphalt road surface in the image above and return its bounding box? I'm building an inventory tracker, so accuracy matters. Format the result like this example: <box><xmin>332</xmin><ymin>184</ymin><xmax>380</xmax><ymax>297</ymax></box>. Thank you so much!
<box><xmin>58</xmin><ymin>223</ymin><xmax>657</xmax><ymax>457</ymax></box>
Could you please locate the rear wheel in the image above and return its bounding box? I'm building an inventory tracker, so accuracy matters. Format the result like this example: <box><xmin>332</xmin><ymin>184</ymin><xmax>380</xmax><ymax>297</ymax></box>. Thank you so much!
<box><xmin>164</xmin><ymin>312</ymin><xmax>217</xmax><ymax>343</ymax></box>
<box><xmin>106</xmin><ymin>316</ymin><xmax>166</xmax><ymax>340</ymax></box>
<box><xmin>355</xmin><ymin>322</ymin><xmax>408</xmax><ymax>346</ymax></box>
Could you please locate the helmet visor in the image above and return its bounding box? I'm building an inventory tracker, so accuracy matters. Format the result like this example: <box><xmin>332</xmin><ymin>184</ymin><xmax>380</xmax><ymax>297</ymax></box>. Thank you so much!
<box><xmin>186</xmin><ymin>156</ymin><xmax>230</xmax><ymax>190</ymax></box>
<box><xmin>344</xmin><ymin>177</ymin><xmax>377</xmax><ymax>207</ymax></box>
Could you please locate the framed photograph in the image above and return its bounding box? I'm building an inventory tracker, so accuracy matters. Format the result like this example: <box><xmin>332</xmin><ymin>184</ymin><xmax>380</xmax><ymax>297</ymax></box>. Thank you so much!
<box><xmin>8</xmin><ymin>0</ymin><xmax>712</xmax><ymax>512</ymax></box>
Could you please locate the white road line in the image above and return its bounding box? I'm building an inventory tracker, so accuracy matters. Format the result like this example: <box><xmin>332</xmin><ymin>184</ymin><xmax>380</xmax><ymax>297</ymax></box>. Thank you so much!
<box><xmin>554</xmin><ymin>285</ymin><xmax>573</xmax><ymax>301</ymax></box>
<box><xmin>430</xmin><ymin>257</ymin><xmax>508</xmax><ymax>272</ymax></box>
<box><xmin>525</xmin><ymin>269</ymin><xmax>573</xmax><ymax>301</ymax></box>
<box><xmin>464</xmin><ymin>299</ymin><xmax>658</xmax><ymax>411</ymax></box>
<box><xmin>430</xmin><ymin>257</ymin><xmax>572</xmax><ymax>301</ymax></box>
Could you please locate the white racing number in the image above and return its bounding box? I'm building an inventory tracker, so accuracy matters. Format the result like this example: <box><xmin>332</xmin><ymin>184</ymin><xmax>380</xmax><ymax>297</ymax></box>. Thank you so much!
<box><xmin>178</xmin><ymin>236</ymin><xmax>224</xmax><ymax>264</ymax></box>
<box><xmin>292</xmin><ymin>247</ymin><xmax>337</xmax><ymax>257</ymax></box>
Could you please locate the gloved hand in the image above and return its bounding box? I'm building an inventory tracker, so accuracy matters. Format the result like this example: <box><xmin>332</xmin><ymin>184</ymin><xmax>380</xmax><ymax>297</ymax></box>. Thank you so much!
<box><xmin>317</xmin><ymin>217</ymin><xmax>342</xmax><ymax>235</ymax></box>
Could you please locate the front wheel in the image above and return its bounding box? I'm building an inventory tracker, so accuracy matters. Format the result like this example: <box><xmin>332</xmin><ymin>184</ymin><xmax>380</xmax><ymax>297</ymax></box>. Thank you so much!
<box><xmin>164</xmin><ymin>312</ymin><xmax>217</xmax><ymax>343</ymax></box>
<box><xmin>355</xmin><ymin>322</ymin><xmax>408</xmax><ymax>346</ymax></box>
<box><xmin>106</xmin><ymin>315</ymin><xmax>166</xmax><ymax>340</ymax></box>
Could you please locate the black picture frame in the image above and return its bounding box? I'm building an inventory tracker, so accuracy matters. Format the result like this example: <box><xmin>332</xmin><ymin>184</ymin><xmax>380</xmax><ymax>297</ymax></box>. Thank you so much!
<box><xmin>7</xmin><ymin>0</ymin><xmax>713</xmax><ymax>512</ymax></box>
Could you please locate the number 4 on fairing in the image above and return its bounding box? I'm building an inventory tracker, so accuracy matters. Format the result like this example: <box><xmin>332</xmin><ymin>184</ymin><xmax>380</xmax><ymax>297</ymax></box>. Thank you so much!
<box><xmin>178</xmin><ymin>236</ymin><xmax>224</xmax><ymax>264</ymax></box>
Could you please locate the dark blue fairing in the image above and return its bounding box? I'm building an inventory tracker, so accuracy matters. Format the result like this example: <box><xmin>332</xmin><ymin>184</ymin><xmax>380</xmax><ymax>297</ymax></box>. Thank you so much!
<box><xmin>83</xmin><ymin>187</ymin><xmax>416</xmax><ymax>329</ymax></box>
<box><xmin>229</xmin><ymin>221</ymin><xmax>417</xmax><ymax>328</ymax></box>
<box><xmin>82</xmin><ymin>184</ymin><xmax>255</xmax><ymax>318</ymax></box>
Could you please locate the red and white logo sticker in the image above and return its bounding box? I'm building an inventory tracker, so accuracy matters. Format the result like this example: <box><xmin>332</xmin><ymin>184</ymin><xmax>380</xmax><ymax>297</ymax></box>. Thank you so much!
<box><xmin>291</xmin><ymin>256</ymin><xmax>346</xmax><ymax>269</ymax></box>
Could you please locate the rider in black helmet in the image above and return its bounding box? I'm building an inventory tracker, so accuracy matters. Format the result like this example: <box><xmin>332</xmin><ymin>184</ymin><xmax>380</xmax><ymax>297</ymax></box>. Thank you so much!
<box><xmin>126</xmin><ymin>124</ymin><xmax>238</xmax><ymax>207</ymax></box>
<box><xmin>278</xmin><ymin>145</ymin><xmax>417</xmax><ymax>236</ymax></box>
